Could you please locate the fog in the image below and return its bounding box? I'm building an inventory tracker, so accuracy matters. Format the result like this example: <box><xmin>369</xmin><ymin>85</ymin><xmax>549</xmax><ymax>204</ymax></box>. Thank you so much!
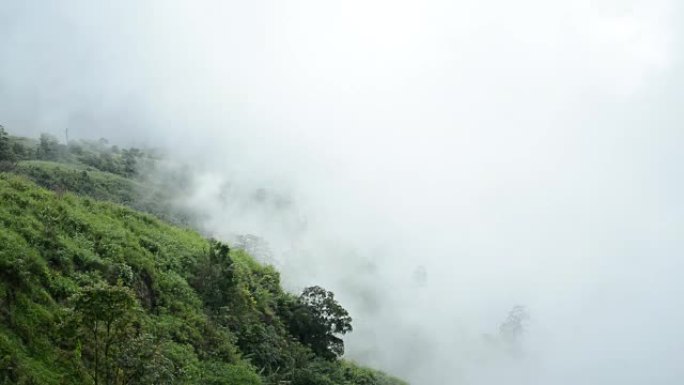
<box><xmin>2</xmin><ymin>0</ymin><xmax>684</xmax><ymax>383</ymax></box>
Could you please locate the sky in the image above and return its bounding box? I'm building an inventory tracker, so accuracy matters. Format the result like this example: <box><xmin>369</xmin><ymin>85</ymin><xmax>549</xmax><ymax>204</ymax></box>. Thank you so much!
<box><xmin>2</xmin><ymin>1</ymin><xmax>684</xmax><ymax>384</ymax></box>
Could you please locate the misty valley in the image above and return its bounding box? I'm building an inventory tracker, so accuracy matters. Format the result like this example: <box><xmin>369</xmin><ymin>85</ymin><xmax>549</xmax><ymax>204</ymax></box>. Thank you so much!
<box><xmin>2</xmin><ymin>1</ymin><xmax>683</xmax><ymax>384</ymax></box>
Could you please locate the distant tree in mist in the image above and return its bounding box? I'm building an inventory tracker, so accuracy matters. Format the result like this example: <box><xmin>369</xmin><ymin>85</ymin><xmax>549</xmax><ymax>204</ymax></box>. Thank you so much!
<box><xmin>121</xmin><ymin>149</ymin><xmax>138</xmax><ymax>177</ymax></box>
<box><xmin>0</xmin><ymin>125</ymin><xmax>11</xmax><ymax>161</ymax></box>
<box><xmin>233</xmin><ymin>234</ymin><xmax>274</xmax><ymax>264</ymax></box>
<box><xmin>0</xmin><ymin>125</ymin><xmax>18</xmax><ymax>171</ymax></box>
<box><xmin>412</xmin><ymin>265</ymin><xmax>428</xmax><ymax>287</ymax></box>
<box><xmin>499</xmin><ymin>305</ymin><xmax>529</xmax><ymax>355</ymax></box>
<box><xmin>11</xmin><ymin>142</ymin><xmax>27</xmax><ymax>160</ymax></box>
<box><xmin>37</xmin><ymin>133</ymin><xmax>60</xmax><ymax>160</ymax></box>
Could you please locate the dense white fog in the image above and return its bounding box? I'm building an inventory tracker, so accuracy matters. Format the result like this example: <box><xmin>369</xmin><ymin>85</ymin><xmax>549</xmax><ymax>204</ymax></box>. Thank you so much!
<box><xmin>2</xmin><ymin>1</ymin><xmax>684</xmax><ymax>383</ymax></box>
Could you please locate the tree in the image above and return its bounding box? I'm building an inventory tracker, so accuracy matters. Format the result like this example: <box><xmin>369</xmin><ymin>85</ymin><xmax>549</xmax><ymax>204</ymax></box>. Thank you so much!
<box><xmin>115</xmin><ymin>334</ymin><xmax>175</xmax><ymax>385</ymax></box>
<box><xmin>233</xmin><ymin>234</ymin><xmax>274</xmax><ymax>264</ymax></box>
<box><xmin>284</xmin><ymin>286</ymin><xmax>352</xmax><ymax>360</ymax></box>
<box><xmin>11</xmin><ymin>142</ymin><xmax>26</xmax><ymax>160</ymax></box>
<box><xmin>0</xmin><ymin>125</ymin><xmax>12</xmax><ymax>161</ymax></box>
<box><xmin>121</xmin><ymin>149</ymin><xmax>137</xmax><ymax>177</ymax></box>
<box><xmin>192</xmin><ymin>240</ymin><xmax>234</xmax><ymax>314</ymax></box>
<box><xmin>499</xmin><ymin>305</ymin><xmax>529</xmax><ymax>356</ymax></box>
<box><xmin>37</xmin><ymin>133</ymin><xmax>59</xmax><ymax>160</ymax></box>
<box><xmin>0</xmin><ymin>125</ymin><xmax>17</xmax><ymax>171</ymax></box>
<box><xmin>73</xmin><ymin>284</ymin><xmax>139</xmax><ymax>385</ymax></box>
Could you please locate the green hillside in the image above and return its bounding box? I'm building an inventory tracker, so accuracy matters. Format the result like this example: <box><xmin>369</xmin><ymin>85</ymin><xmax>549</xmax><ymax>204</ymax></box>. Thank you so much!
<box><xmin>0</xmin><ymin>128</ymin><xmax>407</xmax><ymax>385</ymax></box>
<box><xmin>0</xmin><ymin>128</ymin><xmax>193</xmax><ymax>225</ymax></box>
<box><xmin>12</xmin><ymin>160</ymin><xmax>192</xmax><ymax>225</ymax></box>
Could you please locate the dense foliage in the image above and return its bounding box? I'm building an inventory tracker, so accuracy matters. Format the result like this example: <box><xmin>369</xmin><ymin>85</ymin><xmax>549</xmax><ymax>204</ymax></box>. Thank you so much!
<box><xmin>0</xmin><ymin>129</ymin><xmax>408</xmax><ymax>385</ymax></box>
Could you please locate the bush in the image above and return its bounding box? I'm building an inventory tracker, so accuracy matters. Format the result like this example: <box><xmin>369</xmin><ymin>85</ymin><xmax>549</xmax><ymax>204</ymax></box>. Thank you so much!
<box><xmin>201</xmin><ymin>361</ymin><xmax>262</xmax><ymax>385</ymax></box>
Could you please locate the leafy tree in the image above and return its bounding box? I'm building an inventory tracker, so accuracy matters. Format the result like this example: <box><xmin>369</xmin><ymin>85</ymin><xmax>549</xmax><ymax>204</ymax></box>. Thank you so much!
<box><xmin>284</xmin><ymin>286</ymin><xmax>352</xmax><ymax>360</ymax></box>
<box><xmin>115</xmin><ymin>334</ymin><xmax>175</xmax><ymax>385</ymax></box>
<box><xmin>192</xmin><ymin>241</ymin><xmax>234</xmax><ymax>314</ymax></box>
<box><xmin>72</xmin><ymin>284</ymin><xmax>139</xmax><ymax>385</ymax></box>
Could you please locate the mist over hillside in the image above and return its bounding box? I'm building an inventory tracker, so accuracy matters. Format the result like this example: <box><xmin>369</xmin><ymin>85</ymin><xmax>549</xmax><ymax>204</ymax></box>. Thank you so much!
<box><xmin>3</xmin><ymin>1</ymin><xmax>684</xmax><ymax>384</ymax></box>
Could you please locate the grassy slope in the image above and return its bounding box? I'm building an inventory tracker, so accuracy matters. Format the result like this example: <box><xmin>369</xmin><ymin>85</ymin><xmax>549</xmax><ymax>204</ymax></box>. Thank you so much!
<box><xmin>0</xmin><ymin>173</ymin><xmax>407</xmax><ymax>385</ymax></box>
<box><xmin>0</xmin><ymin>173</ymin><xmax>207</xmax><ymax>384</ymax></box>
<box><xmin>6</xmin><ymin>133</ymin><xmax>192</xmax><ymax>225</ymax></box>
<box><xmin>15</xmin><ymin>160</ymin><xmax>139</xmax><ymax>202</ymax></box>
<box><xmin>13</xmin><ymin>160</ymin><xmax>192</xmax><ymax>225</ymax></box>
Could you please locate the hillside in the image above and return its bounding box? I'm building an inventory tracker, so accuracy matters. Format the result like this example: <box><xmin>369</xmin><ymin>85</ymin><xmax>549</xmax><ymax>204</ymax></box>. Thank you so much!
<box><xmin>0</xmin><ymin>130</ymin><xmax>194</xmax><ymax>225</ymax></box>
<box><xmin>0</xmin><ymin>129</ymin><xmax>408</xmax><ymax>385</ymax></box>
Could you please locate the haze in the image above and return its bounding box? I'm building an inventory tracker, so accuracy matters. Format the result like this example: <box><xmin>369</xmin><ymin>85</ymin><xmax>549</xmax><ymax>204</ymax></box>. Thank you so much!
<box><xmin>2</xmin><ymin>1</ymin><xmax>684</xmax><ymax>383</ymax></box>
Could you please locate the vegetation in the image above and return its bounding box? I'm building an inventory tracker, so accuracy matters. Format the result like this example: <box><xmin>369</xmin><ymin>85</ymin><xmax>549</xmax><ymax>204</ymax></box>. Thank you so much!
<box><xmin>0</xmin><ymin>128</ymin><xmax>408</xmax><ymax>385</ymax></box>
<box><xmin>0</xmin><ymin>126</ymin><xmax>17</xmax><ymax>172</ymax></box>
<box><xmin>2</xmin><ymin>130</ymin><xmax>194</xmax><ymax>225</ymax></box>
